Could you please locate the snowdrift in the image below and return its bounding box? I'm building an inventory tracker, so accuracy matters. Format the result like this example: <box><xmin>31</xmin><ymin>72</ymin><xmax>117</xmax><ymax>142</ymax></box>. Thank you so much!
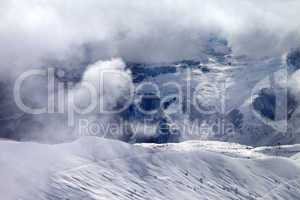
<box><xmin>1</xmin><ymin>137</ymin><xmax>300</xmax><ymax>200</ymax></box>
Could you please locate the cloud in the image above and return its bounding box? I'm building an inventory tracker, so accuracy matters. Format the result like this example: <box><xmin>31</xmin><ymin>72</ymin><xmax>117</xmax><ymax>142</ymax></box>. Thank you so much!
<box><xmin>71</xmin><ymin>58</ymin><xmax>133</xmax><ymax>113</ymax></box>
<box><xmin>289</xmin><ymin>70</ymin><xmax>300</xmax><ymax>100</ymax></box>
<box><xmin>1</xmin><ymin>0</ymin><xmax>300</xmax><ymax>142</ymax></box>
<box><xmin>0</xmin><ymin>0</ymin><xmax>300</xmax><ymax>76</ymax></box>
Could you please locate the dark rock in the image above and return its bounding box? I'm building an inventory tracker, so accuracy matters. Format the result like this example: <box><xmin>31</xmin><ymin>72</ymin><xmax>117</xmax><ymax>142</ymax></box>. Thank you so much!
<box><xmin>127</xmin><ymin>62</ymin><xmax>177</xmax><ymax>83</ymax></box>
<box><xmin>227</xmin><ymin>109</ymin><xmax>243</xmax><ymax>129</ymax></box>
<box><xmin>253</xmin><ymin>88</ymin><xmax>298</xmax><ymax>121</ymax></box>
<box><xmin>287</xmin><ymin>48</ymin><xmax>300</xmax><ymax>72</ymax></box>
<box><xmin>253</xmin><ymin>88</ymin><xmax>276</xmax><ymax>120</ymax></box>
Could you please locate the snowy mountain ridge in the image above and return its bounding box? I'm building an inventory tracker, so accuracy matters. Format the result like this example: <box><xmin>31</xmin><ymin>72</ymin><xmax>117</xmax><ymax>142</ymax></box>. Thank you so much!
<box><xmin>1</xmin><ymin>137</ymin><xmax>300</xmax><ymax>200</ymax></box>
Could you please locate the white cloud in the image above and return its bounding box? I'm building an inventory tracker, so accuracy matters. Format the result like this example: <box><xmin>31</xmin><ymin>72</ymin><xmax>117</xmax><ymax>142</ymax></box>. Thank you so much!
<box><xmin>72</xmin><ymin>58</ymin><xmax>133</xmax><ymax>113</ymax></box>
<box><xmin>0</xmin><ymin>0</ymin><xmax>300</xmax><ymax>74</ymax></box>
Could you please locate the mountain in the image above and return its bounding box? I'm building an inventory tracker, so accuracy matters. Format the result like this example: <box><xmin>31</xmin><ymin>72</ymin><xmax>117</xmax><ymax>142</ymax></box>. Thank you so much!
<box><xmin>1</xmin><ymin>38</ymin><xmax>300</xmax><ymax>147</ymax></box>
<box><xmin>1</xmin><ymin>137</ymin><xmax>300</xmax><ymax>200</ymax></box>
<box><xmin>120</xmin><ymin>43</ymin><xmax>300</xmax><ymax>146</ymax></box>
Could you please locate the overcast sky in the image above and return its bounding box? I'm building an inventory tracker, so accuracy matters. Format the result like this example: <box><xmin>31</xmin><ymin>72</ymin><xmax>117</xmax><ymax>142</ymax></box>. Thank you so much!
<box><xmin>0</xmin><ymin>0</ymin><xmax>300</xmax><ymax>75</ymax></box>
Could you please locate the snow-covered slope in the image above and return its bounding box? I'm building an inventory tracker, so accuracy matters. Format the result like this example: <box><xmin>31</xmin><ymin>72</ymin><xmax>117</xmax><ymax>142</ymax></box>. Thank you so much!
<box><xmin>123</xmin><ymin>46</ymin><xmax>300</xmax><ymax>146</ymax></box>
<box><xmin>1</xmin><ymin>137</ymin><xmax>300</xmax><ymax>200</ymax></box>
<box><xmin>1</xmin><ymin>36</ymin><xmax>299</xmax><ymax>147</ymax></box>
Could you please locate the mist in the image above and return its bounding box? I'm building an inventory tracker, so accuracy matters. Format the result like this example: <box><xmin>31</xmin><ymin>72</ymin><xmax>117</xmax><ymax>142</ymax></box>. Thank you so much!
<box><xmin>1</xmin><ymin>0</ymin><xmax>300</xmax><ymax>142</ymax></box>
<box><xmin>1</xmin><ymin>0</ymin><xmax>300</xmax><ymax>75</ymax></box>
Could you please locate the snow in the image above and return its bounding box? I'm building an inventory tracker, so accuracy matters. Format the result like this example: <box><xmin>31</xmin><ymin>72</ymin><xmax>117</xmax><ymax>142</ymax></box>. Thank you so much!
<box><xmin>1</xmin><ymin>137</ymin><xmax>300</xmax><ymax>200</ymax></box>
<box><xmin>127</xmin><ymin>52</ymin><xmax>294</xmax><ymax>146</ymax></box>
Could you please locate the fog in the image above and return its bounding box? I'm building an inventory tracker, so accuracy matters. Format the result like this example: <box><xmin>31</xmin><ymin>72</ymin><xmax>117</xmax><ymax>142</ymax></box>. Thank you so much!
<box><xmin>1</xmin><ymin>0</ymin><xmax>300</xmax><ymax>142</ymax></box>
<box><xmin>1</xmin><ymin>0</ymin><xmax>300</xmax><ymax>75</ymax></box>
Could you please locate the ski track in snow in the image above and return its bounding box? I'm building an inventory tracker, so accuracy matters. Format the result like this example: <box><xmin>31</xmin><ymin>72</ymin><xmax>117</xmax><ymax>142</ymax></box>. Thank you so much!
<box><xmin>1</xmin><ymin>137</ymin><xmax>300</xmax><ymax>200</ymax></box>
